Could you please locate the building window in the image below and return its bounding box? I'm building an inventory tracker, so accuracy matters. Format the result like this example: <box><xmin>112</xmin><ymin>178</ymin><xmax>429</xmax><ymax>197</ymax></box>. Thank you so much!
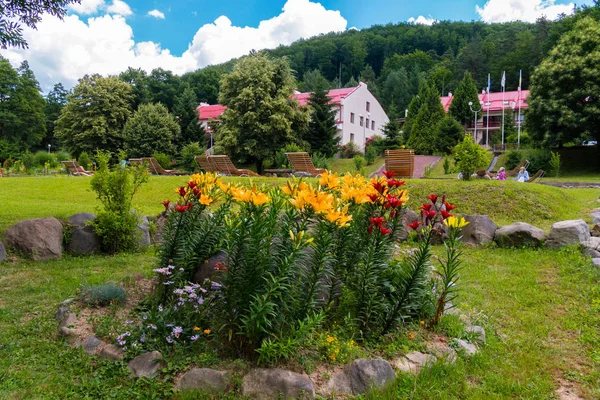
<box><xmin>350</xmin><ymin>133</ymin><xmax>355</xmax><ymax>142</ymax></box>
<box><xmin>359</xmin><ymin>116</ymin><xmax>364</xmax><ymax>127</ymax></box>
<box><xmin>350</xmin><ymin>113</ymin><xmax>355</xmax><ymax>123</ymax></box>
<box><xmin>371</xmin><ymin>120</ymin><xmax>375</xmax><ymax>130</ymax></box>
<box><xmin>366</xmin><ymin>118</ymin><xmax>370</xmax><ymax>129</ymax></box>
<box><xmin>366</xmin><ymin>101</ymin><xmax>370</xmax><ymax>112</ymax></box>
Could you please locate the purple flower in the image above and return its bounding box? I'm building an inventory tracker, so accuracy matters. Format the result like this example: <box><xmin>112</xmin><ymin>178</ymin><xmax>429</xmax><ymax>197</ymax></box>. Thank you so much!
<box><xmin>172</xmin><ymin>326</ymin><xmax>183</xmax><ymax>338</ymax></box>
<box><xmin>211</xmin><ymin>281</ymin><xmax>222</xmax><ymax>290</ymax></box>
<box><xmin>190</xmin><ymin>335</ymin><xmax>199</xmax><ymax>341</ymax></box>
<box><xmin>166</xmin><ymin>336</ymin><xmax>174</xmax><ymax>344</ymax></box>
<box><xmin>164</xmin><ymin>281</ymin><xmax>174</xmax><ymax>285</ymax></box>
<box><xmin>125</xmin><ymin>320</ymin><xmax>133</xmax><ymax>325</ymax></box>
<box><xmin>158</xmin><ymin>305</ymin><xmax>163</xmax><ymax>312</ymax></box>
<box><xmin>166</xmin><ymin>323</ymin><xmax>174</xmax><ymax>327</ymax></box>
<box><xmin>197</xmin><ymin>297</ymin><xmax>204</xmax><ymax>305</ymax></box>
<box><xmin>147</xmin><ymin>324</ymin><xmax>157</xmax><ymax>330</ymax></box>
<box><xmin>140</xmin><ymin>334</ymin><xmax>145</xmax><ymax>343</ymax></box>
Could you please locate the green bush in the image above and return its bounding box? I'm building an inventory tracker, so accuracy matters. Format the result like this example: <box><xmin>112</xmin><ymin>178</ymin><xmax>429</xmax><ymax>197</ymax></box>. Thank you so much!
<box><xmin>525</xmin><ymin>148</ymin><xmax>551</xmax><ymax>172</ymax></box>
<box><xmin>90</xmin><ymin>151</ymin><xmax>149</xmax><ymax>254</ymax></box>
<box><xmin>78</xmin><ymin>152</ymin><xmax>91</xmax><ymax>171</ymax></box>
<box><xmin>365</xmin><ymin>145</ymin><xmax>377</xmax><ymax>165</ymax></box>
<box><xmin>453</xmin><ymin>136</ymin><xmax>488</xmax><ymax>180</ymax></box>
<box><xmin>353</xmin><ymin>155</ymin><xmax>366</xmax><ymax>172</ymax></box>
<box><xmin>180</xmin><ymin>142</ymin><xmax>204</xmax><ymax>172</ymax></box>
<box><xmin>55</xmin><ymin>151</ymin><xmax>71</xmax><ymax>162</ymax></box>
<box><xmin>274</xmin><ymin>143</ymin><xmax>304</xmax><ymax>168</ymax></box>
<box><xmin>505</xmin><ymin>150</ymin><xmax>523</xmax><ymax>171</ymax></box>
<box><xmin>82</xmin><ymin>283</ymin><xmax>127</xmax><ymax>307</ymax></box>
<box><xmin>549</xmin><ymin>151</ymin><xmax>561</xmax><ymax>177</ymax></box>
<box><xmin>340</xmin><ymin>142</ymin><xmax>361</xmax><ymax>159</ymax></box>
<box><xmin>19</xmin><ymin>150</ymin><xmax>34</xmax><ymax>169</ymax></box>
<box><xmin>311</xmin><ymin>151</ymin><xmax>331</xmax><ymax>169</ymax></box>
<box><xmin>33</xmin><ymin>151</ymin><xmax>58</xmax><ymax>168</ymax></box>
<box><xmin>152</xmin><ymin>153</ymin><xmax>171</xmax><ymax>169</ymax></box>
<box><xmin>443</xmin><ymin>157</ymin><xmax>451</xmax><ymax>174</ymax></box>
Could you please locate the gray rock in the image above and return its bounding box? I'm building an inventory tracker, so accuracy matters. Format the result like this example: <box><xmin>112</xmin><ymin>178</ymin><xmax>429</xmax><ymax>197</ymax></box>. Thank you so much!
<box><xmin>582</xmin><ymin>237</ymin><xmax>600</xmax><ymax>251</ymax></box>
<box><xmin>344</xmin><ymin>358</ymin><xmax>396</xmax><ymax>395</ymax></box>
<box><xmin>456</xmin><ymin>339</ymin><xmax>478</xmax><ymax>356</ymax></box>
<box><xmin>68</xmin><ymin>212</ymin><xmax>96</xmax><ymax>227</ymax></box>
<box><xmin>547</xmin><ymin>220</ymin><xmax>591</xmax><ymax>249</ymax></box>
<box><xmin>176</xmin><ymin>368</ymin><xmax>231</xmax><ymax>394</ymax></box>
<box><xmin>292</xmin><ymin>171</ymin><xmax>313</xmax><ymax>178</ymax></box>
<box><xmin>193</xmin><ymin>251</ymin><xmax>227</xmax><ymax>283</ymax></box>
<box><xmin>153</xmin><ymin>212</ymin><xmax>168</xmax><ymax>244</ymax></box>
<box><xmin>61</xmin><ymin>298</ymin><xmax>75</xmax><ymax>306</ymax></box>
<box><xmin>592</xmin><ymin>258</ymin><xmax>600</xmax><ymax>268</ymax></box>
<box><xmin>584</xmin><ymin>248</ymin><xmax>600</xmax><ymax>259</ymax></box>
<box><xmin>137</xmin><ymin>215</ymin><xmax>151</xmax><ymax>249</ymax></box>
<box><xmin>393</xmin><ymin>351</ymin><xmax>437</xmax><ymax>374</ymax></box>
<box><xmin>320</xmin><ymin>371</ymin><xmax>353</xmax><ymax>397</ymax></box>
<box><xmin>398</xmin><ymin>209</ymin><xmax>420</xmax><ymax>241</ymax></box>
<box><xmin>494</xmin><ymin>222</ymin><xmax>546</xmax><ymax>248</ymax></box>
<box><xmin>68</xmin><ymin>225</ymin><xmax>100</xmax><ymax>255</ymax></box>
<box><xmin>591</xmin><ymin>209</ymin><xmax>600</xmax><ymax>224</ymax></box>
<box><xmin>427</xmin><ymin>342</ymin><xmax>457</xmax><ymax>363</ymax></box>
<box><xmin>461</xmin><ymin>215</ymin><xmax>497</xmax><ymax>246</ymax></box>
<box><xmin>128</xmin><ymin>351</ymin><xmax>164</xmax><ymax>378</ymax></box>
<box><xmin>591</xmin><ymin>224</ymin><xmax>600</xmax><ymax>238</ymax></box>
<box><xmin>466</xmin><ymin>325</ymin><xmax>486</xmax><ymax>343</ymax></box>
<box><xmin>58</xmin><ymin>313</ymin><xmax>78</xmax><ymax>336</ymax></box>
<box><xmin>5</xmin><ymin>217</ymin><xmax>63</xmax><ymax>260</ymax></box>
<box><xmin>55</xmin><ymin>306</ymin><xmax>70</xmax><ymax>322</ymax></box>
<box><xmin>80</xmin><ymin>336</ymin><xmax>102</xmax><ymax>355</ymax></box>
<box><xmin>242</xmin><ymin>368</ymin><xmax>314</xmax><ymax>399</ymax></box>
<box><xmin>0</xmin><ymin>241</ymin><xmax>6</xmax><ymax>262</ymax></box>
<box><xmin>99</xmin><ymin>344</ymin><xmax>124</xmax><ymax>360</ymax></box>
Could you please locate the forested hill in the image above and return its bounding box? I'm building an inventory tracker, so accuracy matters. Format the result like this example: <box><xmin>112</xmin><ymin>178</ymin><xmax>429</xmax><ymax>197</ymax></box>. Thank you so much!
<box><xmin>188</xmin><ymin>3</ymin><xmax>599</xmax><ymax>117</ymax></box>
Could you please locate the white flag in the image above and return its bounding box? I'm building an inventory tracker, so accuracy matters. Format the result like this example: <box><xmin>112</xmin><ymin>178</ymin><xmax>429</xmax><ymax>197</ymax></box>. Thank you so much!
<box><xmin>518</xmin><ymin>70</ymin><xmax>522</xmax><ymax>92</ymax></box>
<box><xmin>501</xmin><ymin>71</ymin><xmax>506</xmax><ymax>89</ymax></box>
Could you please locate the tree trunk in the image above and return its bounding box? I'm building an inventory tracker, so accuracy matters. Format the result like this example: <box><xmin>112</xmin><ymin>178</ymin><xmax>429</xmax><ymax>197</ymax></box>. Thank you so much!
<box><xmin>255</xmin><ymin>159</ymin><xmax>263</xmax><ymax>175</ymax></box>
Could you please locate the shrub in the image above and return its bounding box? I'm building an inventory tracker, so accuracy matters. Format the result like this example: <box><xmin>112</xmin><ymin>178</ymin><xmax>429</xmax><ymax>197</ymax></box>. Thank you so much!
<box><xmin>549</xmin><ymin>151</ymin><xmax>561</xmax><ymax>177</ymax></box>
<box><xmin>353</xmin><ymin>155</ymin><xmax>366</xmax><ymax>174</ymax></box>
<box><xmin>274</xmin><ymin>144</ymin><xmax>304</xmax><ymax>168</ymax></box>
<box><xmin>311</xmin><ymin>151</ymin><xmax>331</xmax><ymax>170</ymax></box>
<box><xmin>33</xmin><ymin>151</ymin><xmax>57</xmax><ymax>168</ymax></box>
<box><xmin>180</xmin><ymin>142</ymin><xmax>204</xmax><ymax>172</ymax></box>
<box><xmin>505</xmin><ymin>150</ymin><xmax>523</xmax><ymax>170</ymax></box>
<box><xmin>78</xmin><ymin>151</ymin><xmax>91</xmax><ymax>171</ymax></box>
<box><xmin>82</xmin><ymin>283</ymin><xmax>127</xmax><ymax>307</ymax></box>
<box><xmin>525</xmin><ymin>148</ymin><xmax>551</xmax><ymax>172</ymax></box>
<box><xmin>90</xmin><ymin>151</ymin><xmax>149</xmax><ymax>254</ymax></box>
<box><xmin>340</xmin><ymin>142</ymin><xmax>361</xmax><ymax>159</ymax></box>
<box><xmin>152</xmin><ymin>153</ymin><xmax>171</xmax><ymax>170</ymax></box>
<box><xmin>453</xmin><ymin>136</ymin><xmax>488</xmax><ymax>180</ymax></box>
<box><xmin>443</xmin><ymin>157</ymin><xmax>451</xmax><ymax>174</ymax></box>
<box><xmin>364</xmin><ymin>145</ymin><xmax>377</xmax><ymax>165</ymax></box>
<box><xmin>19</xmin><ymin>150</ymin><xmax>34</xmax><ymax>169</ymax></box>
<box><xmin>55</xmin><ymin>151</ymin><xmax>71</xmax><ymax>162</ymax></box>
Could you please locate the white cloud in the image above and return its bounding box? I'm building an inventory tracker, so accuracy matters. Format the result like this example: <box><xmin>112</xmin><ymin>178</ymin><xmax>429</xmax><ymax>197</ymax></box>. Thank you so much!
<box><xmin>407</xmin><ymin>15</ymin><xmax>437</xmax><ymax>25</ymax></box>
<box><xmin>148</xmin><ymin>9</ymin><xmax>165</xmax><ymax>19</ymax></box>
<box><xmin>107</xmin><ymin>0</ymin><xmax>133</xmax><ymax>16</ymax></box>
<box><xmin>476</xmin><ymin>0</ymin><xmax>575</xmax><ymax>23</ymax></box>
<box><xmin>69</xmin><ymin>0</ymin><xmax>105</xmax><ymax>15</ymax></box>
<box><xmin>5</xmin><ymin>0</ymin><xmax>346</xmax><ymax>91</ymax></box>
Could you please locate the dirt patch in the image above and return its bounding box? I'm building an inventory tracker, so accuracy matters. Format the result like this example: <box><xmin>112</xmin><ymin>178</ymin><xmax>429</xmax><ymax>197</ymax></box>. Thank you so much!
<box><xmin>555</xmin><ymin>378</ymin><xmax>584</xmax><ymax>400</ymax></box>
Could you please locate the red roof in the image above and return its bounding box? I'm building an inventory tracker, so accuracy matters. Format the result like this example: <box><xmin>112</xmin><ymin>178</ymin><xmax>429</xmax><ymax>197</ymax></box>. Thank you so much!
<box><xmin>197</xmin><ymin>85</ymin><xmax>361</xmax><ymax>121</ymax></box>
<box><xmin>440</xmin><ymin>90</ymin><xmax>529</xmax><ymax>113</ymax></box>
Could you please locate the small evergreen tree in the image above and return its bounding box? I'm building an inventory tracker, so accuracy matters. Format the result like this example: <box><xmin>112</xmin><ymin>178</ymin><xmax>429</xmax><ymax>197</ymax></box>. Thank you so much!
<box><xmin>306</xmin><ymin>89</ymin><xmax>339</xmax><ymax>157</ymax></box>
<box><xmin>407</xmin><ymin>83</ymin><xmax>446</xmax><ymax>154</ymax></box>
<box><xmin>449</xmin><ymin>71</ymin><xmax>480</xmax><ymax>125</ymax></box>
<box><xmin>435</xmin><ymin>116</ymin><xmax>465</xmax><ymax>154</ymax></box>
<box><xmin>172</xmin><ymin>85</ymin><xmax>205</xmax><ymax>150</ymax></box>
<box><xmin>402</xmin><ymin>82</ymin><xmax>425</xmax><ymax>141</ymax></box>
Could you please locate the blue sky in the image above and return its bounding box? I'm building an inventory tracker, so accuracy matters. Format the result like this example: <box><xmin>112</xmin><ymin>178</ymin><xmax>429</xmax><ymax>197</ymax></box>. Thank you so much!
<box><xmin>5</xmin><ymin>0</ymin><xmax>594</xmax><ymax>90</ymax></box>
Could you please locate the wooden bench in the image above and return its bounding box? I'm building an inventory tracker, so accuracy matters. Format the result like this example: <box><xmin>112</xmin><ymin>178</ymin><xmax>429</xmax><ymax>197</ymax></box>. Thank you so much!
<box><xmin>208</xmin><ymin>155</ymin><xmax>260</xmax><ymax>177</ymax></box>
<box><xmin>285</xmin><ymin>152</ymin><xmax>326</xmax><ymax>177</ymax></box>
<box><xmin>195</xmin><ymin>155</ymin><xmax>218</xmax><ymax>173</ymax></box>
<box><xmin>61</xmin><ymin>160</ymin><xmax>94</xmax><ymax>176</ymax></box>
<box><xmin>384</xmin><ymin>149</ymin><xmax>414</xmax><ymax>178</ymax></box>
<box><xmin>139</xmin><ymin>157</ymin><xmax>186</xmax><ymax>175</ymax></box>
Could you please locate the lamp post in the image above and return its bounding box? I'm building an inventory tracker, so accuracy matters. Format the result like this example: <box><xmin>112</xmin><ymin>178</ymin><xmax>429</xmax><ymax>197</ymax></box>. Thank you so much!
<box><xmin>468</xmin><ymin>101</ymin><xmax>482</xmax><ymax>144</ymax></box>
<box><xmin>47</xmin><ymin>144</ymin><xmax>51</xmax><ymax>154</ymax></box>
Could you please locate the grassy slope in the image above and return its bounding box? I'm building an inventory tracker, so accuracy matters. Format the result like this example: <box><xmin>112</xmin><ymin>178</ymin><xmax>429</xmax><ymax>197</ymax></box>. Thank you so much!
<box><xmin>1</xmin><ymin>175</ymin><xmax>597</xmax><ymax>234</ymax></box>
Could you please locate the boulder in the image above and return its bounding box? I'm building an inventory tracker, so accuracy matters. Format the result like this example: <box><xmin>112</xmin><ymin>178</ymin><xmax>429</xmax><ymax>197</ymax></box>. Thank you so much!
<box><xmin>0</xmin><ymin>241</ymin><xmax>6</xmax><ymax>262</ymax></box>
<box><xmin>80</xmin><ymin>336</ymin><xmax>102</xmax><ymax>355</ymax></box>
<box><xmin>176</xmin><ymin>368</ymin><xmax>231</xmax><ymax>394</ymax></box>
<box><xmin>456</xmin><ymin>339</ymin><xmax>478</xmax><ymax>356</ymax></box>
<box><xmin>466</xmin><ymin>325</ymin><xmax>486</xmax><ymax>343</ymax></box>
<box><xmin>592</xmin><ymin>258</ymin><xmax>600</xmax><ymax>268</ymax></box>
<box><xmin>427</xmin><ymin>342</ymin><xmax>457</xmax><ymax>363</ymax></box>
<box><xmin>68</xmin><ymin>225</ymin><xmax>100</xmax><ymax>255</ymax></box>
<box><xmin>320</xmin><ymin>371</ymin><xmax>353</xmax><ymax>397</ymax></box>
<box><xmin>242</xmin><ymin>368</ymin><xmax>314</xmax><ymax>400</ymax></box>
<box><xmin>58</xmin><ymin>313</ymin><xmax>78</xmax><ymax>337</ymax></box>
<box><xmin>461</xmin><ymin>215</ymin><xmax>497</xmax><ymax>246</ymax></box>
<box><xmin>128</xmin><ymin>351</ymin><xmax>164</xmax><ymax>378</ymax></box>
<box><xmin>68</xmin><ymin>212</ymin><xmax>96</xmax><ymax>227</ymax></box>
<box><xmin>99</xmin><ymin>344</ymin><xmax>124</xmax><ymax>360</ymax></box>
<box><xmin>5</xmin><ymin>217</ymin><xmax>63</xmax><ymax>260</ymax></box>
<box><xmin>591</xmin><ymin>209</ymin><xmax>600</xmax><ymax>224</ymax></box>
<box><xmin>546</xmin><ymin>220</ymin><xmax>590</xmax><ymax>249</ymax></box>
<box><xmin>494</xmin><ymin>222</ymin><xmax>546</xmax><ymax>248</ymax></box>
<box><xmin>584</xmin><ymin>248</ymin><xmax>600</xmax><ymax>259</ymax></box>
<box><xmin>137</xmin><ymin>216</ymin><xmax>151</xmax><ymax>249</ymax></box>
<box><xmin>398</xmin><ymin>209</ymin><xmax>420</xmax><ymax>241</ymax></box>
<box><xmin>153</xmin><ymin>212</ymin><xmax>168</xmax><ymax>244</ymax></box>
<box><xmin>55</xmin><ymin>305</ymin><xmax>70</xmax><ymax>322</ymax></box>
<box><xmin>582</xmin><ymin>237</ymin><xmax>600</xmax><ymax>251</ymax></box>
<box><xmin>591</xmin><ymin>223</ymin><xmax>600</xmax><ymax>238</ymax></box>
<box><xmin>344</xmin><ymin>358</ymin><xmax>396</xmax><ymax>395</ymax></box>
<box><xmin>393</xmin><ymin>351</ymin><xmax>437</xmax><ymax>374</ymax></box>
<box><xmin>193</xmin><ymin>251</ymin><xmax>227</xmax><ymax>283</ymax></box>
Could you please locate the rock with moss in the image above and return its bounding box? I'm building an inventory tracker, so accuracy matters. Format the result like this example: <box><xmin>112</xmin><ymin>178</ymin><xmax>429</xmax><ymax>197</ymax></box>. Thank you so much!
<box><xmin>461</xmin><ymin>215</ymin><xmax>497</xmax><ymax>246</ymax></box>
<box><xmin>5</xmin><ymin>217</ymin><xmax>63</xmax><ymax>260</ymax></box>
<box><xmin>128</xmin><ymin>351</ymin><xmax>164</xmax><ymax>378</ymax></box>
<box><xmin>494</xmin><ymin>222</ymin><xmax>546</xmax><ymax>248</ymax></box>
<box><xmin>546</xmin><ymin>219</ymin><xmax>590</xmax><ymax>248</ymax></box>
<box><xmin>176</xmin><ymin>368</ymin><xmax>231</xmax><ymax>394</ymax></box>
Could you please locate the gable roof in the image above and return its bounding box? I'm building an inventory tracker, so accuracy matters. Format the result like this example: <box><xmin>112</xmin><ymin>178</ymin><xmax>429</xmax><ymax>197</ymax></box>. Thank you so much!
<box><xmin>440</xmin><ymin>90</ymin><xmax>530</xmax><ymax>113</ymax></box>
<box><xmin>197</xmin><ymin>84</ymin><xmax>363</xmax><ymax>121</ymax></box>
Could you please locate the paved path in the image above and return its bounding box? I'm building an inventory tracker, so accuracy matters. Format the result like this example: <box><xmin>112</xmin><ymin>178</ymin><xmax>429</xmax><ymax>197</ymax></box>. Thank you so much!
<box><xmin>369</xmin><ymin>155</ymin><xmax>443</xmax><ymax>178</ymax></box>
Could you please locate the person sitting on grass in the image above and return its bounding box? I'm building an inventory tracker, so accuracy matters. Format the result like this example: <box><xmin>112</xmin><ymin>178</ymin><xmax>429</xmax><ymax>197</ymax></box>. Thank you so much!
<box><xmin>516</xmin><ymin>166</ymin><xmax>529</xmax><ymax>182</ymax></box>
<box><xmin>496</xmin><ymin>167</ymin><xmax>507</xmax><ymax>181</ymax></box>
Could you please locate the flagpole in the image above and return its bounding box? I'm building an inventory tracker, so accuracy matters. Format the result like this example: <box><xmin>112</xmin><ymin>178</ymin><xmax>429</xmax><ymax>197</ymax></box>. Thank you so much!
<box><xmin>501</xmin><ymin>71</ymin><xmax>505</xmax><ymax>148</ymax></box>
<box><xmin>517</xmin><ymin>70</ymin><xmax>522</xmax><ymax>148</ymax></box>
<box><xmin>486</xmin><ymin>73</ymin><xmax>490</xmax><ymax>148</ymax></box>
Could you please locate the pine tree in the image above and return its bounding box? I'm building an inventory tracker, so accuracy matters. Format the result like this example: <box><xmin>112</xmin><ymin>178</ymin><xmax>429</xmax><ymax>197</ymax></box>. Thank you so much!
<box><xmin>44</xmin><ymin>83</ymin><xmax>69</xmax><ymax>148</ymax></box>
<box><xmin>435</xmin><ymin>115</ymin><xmax>465</xmax><ymax>154</ymax></box>
<box><xmin>172</xmin><ymin>85</ymin><xmax>205</xmax><ymax>150</ymax></box>
<box><xmin>449</xmin><ymin>71</ymin><xmax>480</xmax><ymax>125</ymax></box>
<box><xmin>402</xmin><ymin>83</ymin><xmax>426</xmax><ymax>142</ymax></box>
<box><xmin>407</xmin><ymin>83</ymin><xmax>446</xmax><ymax>154</ymax></box>
<box><xmin>305</xmin><ymin>89</ymin><xmax>339</xmax><ymax>157</ymax></box>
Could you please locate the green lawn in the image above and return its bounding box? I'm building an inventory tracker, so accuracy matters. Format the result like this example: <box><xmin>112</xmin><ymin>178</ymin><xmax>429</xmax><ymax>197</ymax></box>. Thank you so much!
<box><xmin>329</xmin><ymin>156</ymin><xmax>384</xmax><ymax>175</ymax></box>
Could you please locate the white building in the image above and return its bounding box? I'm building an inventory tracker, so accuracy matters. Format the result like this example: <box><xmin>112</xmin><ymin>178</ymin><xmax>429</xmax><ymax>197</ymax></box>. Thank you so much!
<box><xmin>197</xmin><ymin>82</ymin><xmax>389</xmax><ymax>151</ymax></box>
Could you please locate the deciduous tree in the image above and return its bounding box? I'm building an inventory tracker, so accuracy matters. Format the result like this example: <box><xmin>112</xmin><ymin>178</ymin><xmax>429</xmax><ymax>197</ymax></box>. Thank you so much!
<box><xmin>123</xmin><ymin>103</ymin><xmax>179</xmax><ymax>157</ymax></box>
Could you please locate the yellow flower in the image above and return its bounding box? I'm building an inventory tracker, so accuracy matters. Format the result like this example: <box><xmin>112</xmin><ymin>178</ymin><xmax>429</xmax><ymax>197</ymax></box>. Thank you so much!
<box><xmin>327</xmin><ymin>336</ymin><xmax>335</xmax><ymax>343</ymax></box>
<box><xmin>408</xmin><ymin>332</ymin><xmax>415</xmax><ymax>340</ymax></box>
<box><xmin>319</xmin><ymin>171</ymin><xmax>340</xmax><ymax>189</ymax></box>
<box><xmin>250</xmin><ymin>192</ymin><xmax>269</xmax><ymax>206</ymax></box>
<box><xmin>193</xmin><ymin>327</ymin><xmax>201</xmax><ymax>331</ymax></box>
<box><xmin>203</xmin><ymin>329</ymin><xmax>211</xmax><ymax>335</ymax></box>
<box><xmin>199</xmin><ymin>195</ymin><xmax>213</xmax><ymax>206</ymax></box>
<box><xmin>420</xmin><ymin>320</ymin><xmax>425</xmax><ymax>325</ymax></box>
<box><xmin>444</xmin><ymin>216</ymin><xmax>469</xmax><ymax>229</ymax></box>
<box><xmin>323</xmin><ymin>208</ymin><xmax>352</xmax><ymax>228</ymax></box>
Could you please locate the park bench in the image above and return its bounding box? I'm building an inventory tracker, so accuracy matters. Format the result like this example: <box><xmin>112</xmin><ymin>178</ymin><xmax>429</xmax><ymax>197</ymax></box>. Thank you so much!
<box><xmin>527</xmin><ymin>169</ymin><xmax>545</xmax><ymax>183</ymax></box>
<box><xmin>507</xmin><ymin>159</ymin><xmax>530</xmax><ymax>177</ymax></box>
<box><xmin>208</xmin><ymin>155</ymin><xmax>260</xmax><ymax>177</ymax></box>
<box><xmin>135</xmin><ymin>157</ymin><xmax>186</xmax><ymax>176</ymax></box>
<box><xmin>61</xmin><ymin>160</ymin><xmax>94</xmax><ymax>176</ymax></box>
<box><xmin>195</xmin><ymin>155</ymin><xmax>218</xmax><ymax>173</ymax></box>
<box><xmin>384</xmin><ymin>149</ymin><xmax>415</xmax><ymax>178</ymax></box>
<box><xmin>285</xmin><ymin>152</ymin><xmax>326</xmax><ymax>177</ymax></box>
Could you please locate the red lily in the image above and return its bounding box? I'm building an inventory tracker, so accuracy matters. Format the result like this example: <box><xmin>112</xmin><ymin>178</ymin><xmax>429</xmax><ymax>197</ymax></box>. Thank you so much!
<box><xmin>188</xmin><ymin>181</ymin><xmax>197</xmax><ymax>189</ymax></box>
<box><xmin>382</xmin><ymin>170</ymin><xmax>395</xmax><ymax>179</ymax></box>
<box><xmin>444</xmin><ymin>202</ymin><xmax>457</xmax><ymax>211</ymax></box>
<box><xmin>390</xmin><ymin>210</ymin><xmax>398</xmax><ymax>219</ymax></box>
<box><xmin>178</xmin><ymin>186</ymin><xmax>187</xmax><ymax>196</ymax></box>
<box><xmin>369</xmin><ymin>216</ymin><xmax>385</xmax><ymax>227</ymax></box>
<box><xmin>421</xmin><ymin>203</ymin><xmax>433</xmax><ymax>211</ymax></box>
<box><xmin>380</xmin><ymin>226</ymin><xmax>392</xmax><ymax>235</ymax></box>
<box><xmin>426</xmin><ymin>210</ymin><xmax>437</xmax><ymax>220</ymax></box>
<box><xmin>428</xmin><ymin>194</ymin><xmax>438</xmax><ymax>204</ymax></box>
<box><xmin>387</xmin><ymin>179</ymin><xmax>406</xmax><ymax>188</ymax></box>
<box><xmin>386</xmin><ymin>195</ymin><xmax>403</xmax><ymax>208</ymax></box>
<box><xmin>175</xmin><ymin>204</ymin><xmax>188</xmax><ymax>213</ymax></box>
<box><xmin>193</xmin><ymin>187</ymin><xmax>201</xmax><ymax>197</ymax></box>
<box><xmin>367</xmin><ymin>225</ymin><xmax>373</xmax><ymax>234</ymax></box>
<box><xmin>441</xmin><ymin>209</ymin><xmax>453</xmax><ymax>219</ymax></box>
<box><xmin>407</xmin><ymin>221</ymin><xmax>422</xmax><ymax>230</ymax></box>
<box><xmin>161</xmin><ymin>200</ymin><xmax>170</xmax><ymax>210</ymax></box>
<box><xmin>372</xmin><ymin>181</ymin><xmax>385</xmax><ymax>194</ymax></box>
<box><xmin>367</xmin><ymin>193</ymin><xmax>379</xmax><ymax>202</ymax></box>
<box><xmin>186</xmin><ymin>202</ymin><xmax>194</xmax><ymax>210</ymax></box>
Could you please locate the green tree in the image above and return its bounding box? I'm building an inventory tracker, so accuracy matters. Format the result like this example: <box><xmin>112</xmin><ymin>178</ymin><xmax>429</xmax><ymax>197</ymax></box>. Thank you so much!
<box><xmin>449</xmin><ymin>71</ymin><xmax>480</xmax><ymax>125</ymax></box>
<box><xmin>181</xmin><ymin>65</ymin><xmax>228</xmax><ymax>104</ymax></box>
<box><xmin>402</xmin><ymin>83</ymin><xmax>425</xmax><ymax>142</ymax></box>
<box><xmin>526</xmin><ymin>17</ymin><xmax>600</xmax><ymax>146</ymax></box>
<box><xmin>435</xmin><ymin>115</ymin><xmax>465</xmax><ymax>154</ymax></box>
<box><xmin>13</xmin><ymin>61</ymin><xmax>46</xmax><ymax>149</ymax></box>
<box><xmin>119</xmin><ymin>67</ymin><xmax>150</xmax><ymax>110</ymax></box>
<box><xmin>305</xmin><ymin>88</ymin><xmax>339</xmax><ymax>157</ymax></box>
<box><xmin>0</xmin><ymin>57</ymin><xmax>19</xmax><ymax>152</ymax></box>
<box><xmin>301</xmin><ymin>69</ymin><xmax>331</xmax><ymax>93</ymax></box>
<box><xmin>172</xmin><ymin>85</ymin><xmax>205</xmax><ymax>149</ymax></box>
<box><xmin>381</xmin><ymin>68</ymin><xmax>412</xmax><ymax>115</ymax></box>
<box><xmin>123</xmin><ymin>103</ymin><xmax>179</xmax><ymax>158</ymax></box>
<box><xmin>44</xmin><ymin>83</ymin><xmax>69</xmax><ymax>148</ymax></box>
<box><xmin>146</xmin><ymin>68</ymin><xmax>181</xmax><ymax>111</ymax></box>
<box><xmin>217</xmin><ymin>54</ymin><xmax>308</xmax><ymax>173</ymax></box>
<box><xmin>407</xmin><ymin>83</ymin><xmax>446</xmax><ymax>154</ymax></box>
<box><xmin>55</xmin><ymin>74</ymin><xmax>133</xmax><ymax>156</ymax></box>
<box><xmin>0</xmin><ymin>0</ymin><xmax>78</xmax><ymax>48</ymax></box>
<box><xmin>453</xmin><ymin>135</ymin><xmax>488</xmax><ymax>180</ymax></box>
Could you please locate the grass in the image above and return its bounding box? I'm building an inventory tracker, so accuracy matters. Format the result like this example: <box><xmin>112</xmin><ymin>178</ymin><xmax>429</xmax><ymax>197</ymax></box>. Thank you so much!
<box><xmin>1</xmin><ymin>246</ymin><xmax>599</xmax><ymax>398</ymax></box>
<box><xmin>328</xmin><ymin>156</ymin><xmax>384</xmax><ymax>175</ymax></box>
